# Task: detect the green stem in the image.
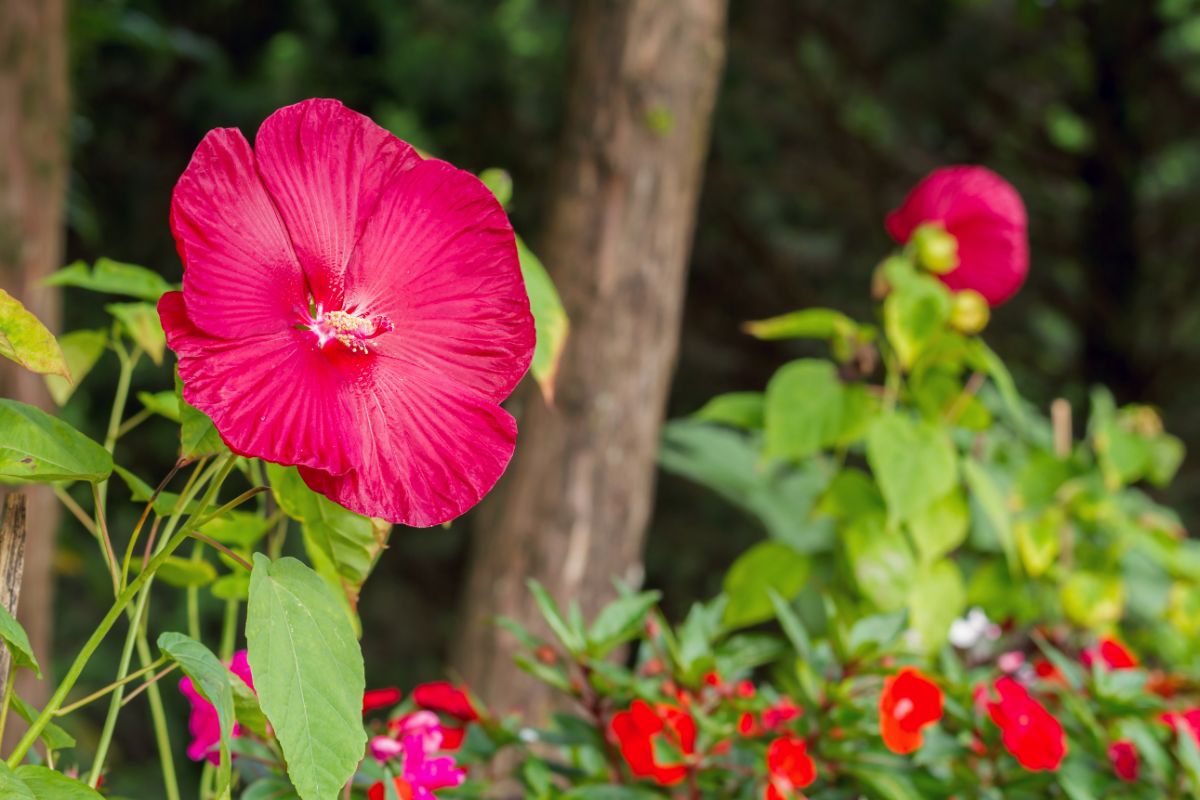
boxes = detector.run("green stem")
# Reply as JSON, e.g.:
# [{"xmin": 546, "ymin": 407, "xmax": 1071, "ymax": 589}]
[
  {"xmin": 0, "ymin": 663, "xmax": 14, "ymax": 746},
  {"xmin": 83, "ymin": 454, "xmax": 237, "ymax": 784},
  {"xmin": 187, "ymin": 540, "xmax": 203, "ymax": 640},
  {"xmin": 133, "ymin": 630, "xmax": 180, "ymax": 800},
  {"xmin": 96, "ymin": 344, "xmax": 140, "ymax": 521},
  {"xmin": 218, "ymin": 598, "xmax": 240, "ymax": 661},
  {"xmin": 54, "ymin": 656, "xmax": 165, "ymax": 717}
]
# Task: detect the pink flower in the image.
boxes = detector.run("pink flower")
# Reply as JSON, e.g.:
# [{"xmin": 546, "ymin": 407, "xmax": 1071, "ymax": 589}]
[
  {"xmin": 180, "ymin": 650, "xmax": 255, "ymax": 764},
  {"xmin": 369, "ymin": 735, "xmax": 404, "ymax": 763},
  {"xmin": 1161, "ymin": 708, "xmax": 1200, "ymax": 745},
  {"xmin": 398, "ymin": 732, "xmax": 466, "ymax": 799},
  {"xmin": 161, "ymin": 98, "xmax": 535, "ymax": 526},
  {"xmin": 1108, "ymin": 740, "xmax": 1139, "ymax": 782},
  {"xmin": 886, "ymin": 166, "xmax": 1028, "ymax": 306}
]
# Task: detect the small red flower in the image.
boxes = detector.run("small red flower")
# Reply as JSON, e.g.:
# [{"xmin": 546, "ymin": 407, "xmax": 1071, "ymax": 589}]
[
  {"xmin": 610, "ymin": 700, "xmax": 696, "ymax": 786},
  {"xmin": 879, "ymin": 667, "xmax": 944, "ymax": 755},
  {"xmin": 985, "ymin": 678, "xmax": 1066, "ymax": 771},
  {"xmin": 363, "ymin": 687, "xmax": 403, "ymax": 714},
  {"xmin": 1161, "ymin": 708, "xmax": 1200, "ymax": 745},
  {"xmin": 1033, "ymin": 659, "xmax": 1066, "ymax": 686},
  {"xmin": 368, "ymin": 778, "xmax": 414, "ymax": 800},
  {"xmin": 1082, "ymin": 637, "xmax": 1138, "ymax": 671},
  {"xmin": 736, "ymin": 680, "xmax": 757, "ymax": 699},
  {"xmin": 886, "ymin": 165, "xmax": 1028, "ymax": 306},
  {"xmin": 1108, "ymin": 740, "xmax": 1139, "ymax": 782},
  {"xmin": 413, "ymin": 681, "xmax": 479, "ymax": 722},
  {"xmin": 765, "ymin": 734, "xmax": 816, "ymax": 800}
]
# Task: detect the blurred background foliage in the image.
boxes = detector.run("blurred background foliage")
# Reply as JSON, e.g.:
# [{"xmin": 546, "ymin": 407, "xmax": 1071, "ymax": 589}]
[{"xmin": 57, "ymin": 0, "xmax": 1200, "ymax": 790}]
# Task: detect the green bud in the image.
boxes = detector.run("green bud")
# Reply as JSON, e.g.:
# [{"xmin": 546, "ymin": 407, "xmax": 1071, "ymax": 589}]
[
  {"xmin": 949, "ymin": 290, "xmax": 989, "ymax": 335},
  {"xmin": 910, "ymin": 222, "xmax": 959, "ymax": 275}
]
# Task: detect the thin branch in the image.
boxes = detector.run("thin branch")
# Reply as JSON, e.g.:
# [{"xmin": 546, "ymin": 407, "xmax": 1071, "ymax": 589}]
[
  {"xmin": 188, "ymin": 532, "xmax": 252, "ymax": 572},
  {"xmin": 56, "ymin": 657, "xmax": 168, "ymax": 716},
  {"xmin": 119, "ymin": 663, "xmax": 179, "ymax": 708},
  {"xmin": 52, "ymin": 486, "xmax": 97, "ymax": 537},
  {"xmin": 90, "ymin": 484, "xmax": 121, "ymax": 597}
]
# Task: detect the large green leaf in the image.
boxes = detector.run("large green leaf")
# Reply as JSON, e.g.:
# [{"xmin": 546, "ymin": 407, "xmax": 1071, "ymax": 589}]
[
  {"xmin": 45, "ymin": 258, "xmax": 173, "ymax": 301},
  {"xmin": 844, "ymin": 514, "xmax": 916, "ymax": 611},
  {"xmin": 764, "ymin": 359, "xmax": 844, "ymax": 461},
  {"xmin": 0, "ymin": 288, "xmax": 68, "ymax": 380},
  {"xmin": 516, "ymin": 235, "xmax": 568, "ymax": 402},
  {"xmin": 106, "ymin": 302, "xmax": 166, "ymax": 364},
  {"xmin": 44, "ymin": 329, "xmax": 107, "ymax": 406},
  {"xmin": 13, "ymin": 766, "xmax": 104, "ymax": 799},
  {"xmin": 0, "ymin": 602, "xmax": 40, "ymax": 676},
  {"xmin": 723, "ymin": 541, "xmax": 811, "ymax": 629},
  {"xmin": 866, "ymin": 413, "xmax": 957, "ymax": 526},
  {"xmin": 883, "ymin": 271, "xmax": 952, "ymax": 369},
  {"xmin": 158, "ymin": 632, "xmax": 236, "ymax": 789},
  {"xmin": 907, "ymin": 560, "xmax": 966, "ymax": 653},
  {"xmin": 267, "ymin": 464, "xmax": 390, "ymax": 610},
  {"xmin": 0, "ymin": 760, "xmax": 35, "ymax": 799},
  {"xmin": 963, "ymin": 458, "xmax": 1019, "ymax": 574},
  {"xmin": 246, "ymin": 555, "xmax": 365, "ymax": 800},
  {"xmin": 0, "ymin": 399, "xmax": 113, "ymax": 483},
  {"xmin": 907, "ymin": 488, "xmax": 969, "ymax": 564}
]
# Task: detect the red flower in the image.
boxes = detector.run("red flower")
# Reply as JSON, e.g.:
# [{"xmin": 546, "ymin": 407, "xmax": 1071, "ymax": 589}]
[
  {"xmin": 1082, "ymin": 638, "xmax": 1138, "ymax": 671},
  {"xmin": 738, "ymin": 698, "xmax": 802, "ymax": 738},
  {"xmin": 765, "ymin": 734, "xmax": 816, "ymax": 800},
  {"xmin": 363, "ymin": 687, "xmax": 403, "ymax": 714},
  {"xmin": 985, "ymin": 678, "xmax": 1066, "ymax": 771},
  {"xmin": 412, "ymin": 681, "xmax": 479, "ymax": 722},
  {"xmin": 1161, "ymin": 708, "xmax": 1200, "ymax": 745},
  {"xmin": 1108, "ymin": 740, "xmax": 1139, "ymax": 782},
  {"xmin": 368, "ymin": 778, "xmax": 413, "ymax": 800},
  {"xmin": 161, "ymin": 98, "xmax": 535, "ymax": 527},
  {"xmin": 610, "ymin": 700, "xmax": 696, "ymax": 786},
  {"xmin": 886, "ymin": 165, "xmax": 1028, "ymax": 306},
  {"xmin": 878, "ymin": 667, "xmax": 944, "ymax": 755}
]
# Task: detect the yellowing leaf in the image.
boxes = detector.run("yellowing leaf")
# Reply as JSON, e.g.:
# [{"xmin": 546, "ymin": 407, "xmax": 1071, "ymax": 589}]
[{"xmin": 0, "ymin": 288, "xmax": 68, "ymax": 379}]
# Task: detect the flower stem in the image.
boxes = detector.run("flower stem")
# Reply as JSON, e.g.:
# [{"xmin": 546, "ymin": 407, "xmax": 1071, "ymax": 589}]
[
  {"xmin": 0, "ymin": 663, "xmax": 14, "ymax": 745},
  {"xmin": 54, "ymin": 657, "xmax": 165, "ymax": 716},
  {"xmin": 132, "ymin": 629, "xmax": 181, "ymax": 800}
]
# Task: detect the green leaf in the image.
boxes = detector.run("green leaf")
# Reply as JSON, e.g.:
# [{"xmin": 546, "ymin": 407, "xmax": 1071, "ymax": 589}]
[
  {"xmin": 517, "ymin": 235, "xmax": 568, "ymax": 403},
  {"xmin": 1061, "ymin": 572, "xmax": 1124, "ymax": 629},
  {"xmin": 246, "ymin": 555, "xmax": 366, "ymax": 800},
  {"xmin": 267, "ymin": 464, "xmax": 389, "ymax": 610},
  {"xmin": 137, "ymin": 390, "xmax": 180, "ymax": 422},
  {"xmin": 0, "ymin": 288, "xmax": 68, "ymax": 380},
  {"xmin": 693, "ymin": 392, "xmax": 765, "ymax": 429},
  {"xmin": 767, "ymin": 589, "xmax": 815, "ymax": 662},
  {"xmin": 199, "ymin": 511, "xmax": 274, "ymax": 549},
  {"xmin": 10, "ymin": 695, "xmax": 75, "ymax": 751},
  {"xmin": 211, "ymin": 572, "xmax": 250, "ymax": 601},
  {"xmin": 231, "ymin": 674, "xmax": 269, "ymax": 738},
  {"xmin": 963, "ymin": 458, "xmax": 1019, "ymax": 575},
  {"xmin": 764, "ymin": 359, "xmax": 844, "ymax": 461},
  {"xmin": 158, "ymin": 632, "xmax": 236, "ymax": 789},
  {"xmin": 883, "ymin": 273, "xmax": 951, "ymax": 368},
  {"xmin": 587, "ymin": 591, "xmax": 661, "ymax": 657},
  {"xmin": 177, "ymin": 372, "xmax": 227, "ymax": 461},
  {"xmin": 1015, "ymin": 507, "xmax": 1063, "ymax": 578},
  {"xmin": 13, "ymin": 766, "xmax": 105, "ymax": 799},
  {"xmin": 148, "ymin": 556, "xmax": 218, "ymax": 588},
  {"xmin": 907, "ymin": 488, "xmax": 968, "ymax": 564},
  {"xmin": 743, "ymin": 308, "xmax": 857, "ymax": 340},
  {"xmin": 1147, "ymin": 433, "xmax": 1185, "ymax": 487},
  {"xmin": 907, "ymin": 561, "xmax": 966, "ymax": 653},
  {"xmin": 241, "ymin": 778, "xmax": 302, "ymax": 800},
  {"xmin": 46, "ymin": 258, "xmax": 173, "ymax": 301},
  {"xmin": 106, "ymin": 302, "xmax": 166, "ymax": 364},
  {"xmin": 723, "ymin": 541, "xmax": 811, "ymax": 628},
  {"xmin": 866, "ymin": 413, "xmax": 957, "ymax": 526},
  {"xmin": 112, "ymin": 465, "xmax": 197, "ymax": 517},
  {"xmin": 44, "ymin": 329, "xmax": 107, "ymax": 406},
  {"xmin": 527, "ymin": 579, "xmax": 584, "ymax": 653},
  {"xmin": 0, "ymin": 761, "xmax": 35, "ymax": 800},
  {"xmin": 479, "ymin": 167, "xmax": 514, "ymax": 208},
  {"xmin": 0, "ymin": 602, "xmax": 40, "ymax": 676},
  {"xmin": 844, "ymin": 514, "xmax": 916, "ymax": 611},
  {"xmin": 0, "ymin": 399, "xmax": 113, "ymax": 483},
  {"xmin": 848, "ymin": 768, "xmax": 924, "ymax": 800},
  {"xmin": 562, "ymin": 787, "xmax": 661, "ymax": 800}
]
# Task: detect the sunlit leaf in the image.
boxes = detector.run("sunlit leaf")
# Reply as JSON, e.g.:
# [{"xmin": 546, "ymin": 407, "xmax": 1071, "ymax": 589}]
[
  {"xmin": 45, "ymin": 329, "xmax": 107, "ymax": 406},
  {"xmin": 0, "ymin": 288, "xmax": 68, "ymax": 379},
  {"xmin": 106, "ymin": 302, "xmax": 166, "ymax": 364},
  {"xmin": 46, "ymin": 258, "xmax": 173, "ymax": 301}
]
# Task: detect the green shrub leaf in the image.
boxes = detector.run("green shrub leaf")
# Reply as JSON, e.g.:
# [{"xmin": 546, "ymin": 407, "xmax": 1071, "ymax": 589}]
[
  {"xmin": 0, "ymin": 399, "xmax": 113, "ymax": 483},
  {"xmin": 0, "ymin": 288, "xmax": 68, "ymax": 380}
]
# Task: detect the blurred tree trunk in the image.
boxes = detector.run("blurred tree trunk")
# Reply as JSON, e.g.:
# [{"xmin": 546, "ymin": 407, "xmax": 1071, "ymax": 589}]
[
  {"xmin": 454, "ymin": 0, "xmax": 728, "ymax": 718},
  {"xmin": 0, "ymin": 0, "xmax": 69, "ymax": 722}
]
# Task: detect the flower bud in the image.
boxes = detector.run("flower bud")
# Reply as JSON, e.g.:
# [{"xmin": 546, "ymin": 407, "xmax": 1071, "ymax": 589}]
[
  {"xmin": 950, "ymin": 289, "xmax": 989, "ymax": 335},
  {"xmin": 910, "ymin": 222, "xmax": 959, "ymax": 274}
]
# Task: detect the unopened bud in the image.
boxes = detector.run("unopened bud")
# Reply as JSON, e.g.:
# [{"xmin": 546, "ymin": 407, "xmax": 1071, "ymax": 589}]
[
  {"xmin": 910, "ymin": 222, "xmax": 959, "ymax": 275},
  {"xmin": 950, "ymin": 290, "xmax": 990, "ymax": 335}
]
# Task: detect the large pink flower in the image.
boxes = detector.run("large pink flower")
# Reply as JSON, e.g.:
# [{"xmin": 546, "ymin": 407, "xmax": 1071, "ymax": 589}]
[
  {"xmin": 160, "ymin": 98, "xmax": 535, "ymax": 526},
  {"xmin": 886, "ymin": 165, "xmax": 1028, "ymax": 306}
]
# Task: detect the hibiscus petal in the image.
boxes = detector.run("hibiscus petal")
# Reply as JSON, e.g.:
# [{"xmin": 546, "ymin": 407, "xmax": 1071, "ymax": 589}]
[
  {"xmin": 170, "ymin": 128, "xmax": 306, "ymax": 339},
  {"xmin": 159, "ymin": 292, "xmax": 359, "ymax": 476},
  {"xmin": 342, "ymin": 158, "xmax": 534, "ymax": 403},
  {"xmin": 296, "ymin": 362, "xmax": 518, "ymax": 527},
  {"xmin": 255, "ymin": 98, "xmax": 420, "ymax": 308}
]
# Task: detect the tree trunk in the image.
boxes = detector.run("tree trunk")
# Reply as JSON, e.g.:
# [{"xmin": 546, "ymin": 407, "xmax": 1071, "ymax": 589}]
[
  {"xmin": 454, "ymin": 0, "xmax": 728, "ymax": 719},
  {"xmin": 0, "ymin": 0, "xmax": 69, "ymax": 720}
]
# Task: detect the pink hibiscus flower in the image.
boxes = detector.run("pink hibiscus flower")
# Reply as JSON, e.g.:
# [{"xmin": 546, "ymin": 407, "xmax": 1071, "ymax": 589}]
[
  {"xmin": 886, "ymin": 165, "xmax": 1028, "ymax": 306},
  {"xmin": 160, "ymin": 98, "xmax": 535, "ymax": 526},
  {"xmin": 180, "ymin": 650, "xmax": 255, "ymax": 764}
]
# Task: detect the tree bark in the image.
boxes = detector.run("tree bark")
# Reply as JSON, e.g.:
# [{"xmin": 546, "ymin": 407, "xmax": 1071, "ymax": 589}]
[
  {"xmin": 454, "ymin": 0, "xmax": 728, "ymax": 719},
  {"xmin": 0, "ymin": 0, "xmax": 69, "ymax": 718},
  {"xmin": 0, "ymin": 494, "xmax": 28, "ymax": 690}
]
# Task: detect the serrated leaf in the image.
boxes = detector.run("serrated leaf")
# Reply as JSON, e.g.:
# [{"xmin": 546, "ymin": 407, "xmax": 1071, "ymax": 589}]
[
  {"xmin": 0, "ymin": 602, "xmax": 40, "ymax": 676},
  {"xmin": 517, "ymin": 236, "xmax": 567, "ymax": 403},
  {"xmin": 867, "ymin": 413, "xmax": 957, "ymax": 526},
  {"xmin": 46, "ymin": 258, "xmax": 173, "ymax": 301},
  {"xmin": 45, "ymin": 329, "xmax": 107, "ymax": 405},
  {"xmin": 0, "ymin": 399, "xmax": 112, "ymax": 483},
  {"xmin": 158, "ymin": 632, "xmax": 236, "ymax": 789},
  {"xmin": 0, "ymin": 288, "xmax": 68, "ymax": 379},
  {"xmin": 723, "ymin": 542, "xmax": 811, "ymax": 629},
  {"xmin": 246, "ymin": 555, "xmax": 365, "ymax": 800},
  {"xmin": 106, "ymin": 302, "xmax": 165, "ymax": 364}
]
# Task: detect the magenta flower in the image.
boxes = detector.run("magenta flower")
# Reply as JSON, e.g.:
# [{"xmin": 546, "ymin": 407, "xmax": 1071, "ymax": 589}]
[
  {"xmin": 160, "ymin": 98, "xmax": 535, "ymax": 526},
  {"xmin": 886, "ymin": 165, "xmax": 1028, "ymax": 306},
  {"xmin": 398, "ymin": 731, "xmax": 466, "ymax": 799},
  {"xmin": 180, "ymin": 650, "xmax": 255, "ymax": 764}
]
